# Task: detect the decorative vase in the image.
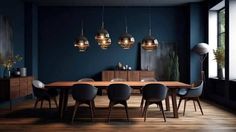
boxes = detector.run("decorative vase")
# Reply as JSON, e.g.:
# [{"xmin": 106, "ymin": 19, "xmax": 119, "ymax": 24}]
[
  {"xmin": 218, "ymin": 67, "xmax": 224, "ymax": 80},
  {"xmin": 3, "ymin": 68, "xmax": 11, "ymax": 78}
]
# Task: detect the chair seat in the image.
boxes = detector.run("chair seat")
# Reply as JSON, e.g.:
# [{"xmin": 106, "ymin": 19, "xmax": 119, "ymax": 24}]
[{"xmin": 178, "ymin": 88, "xmax": 188, "ymax": 96}]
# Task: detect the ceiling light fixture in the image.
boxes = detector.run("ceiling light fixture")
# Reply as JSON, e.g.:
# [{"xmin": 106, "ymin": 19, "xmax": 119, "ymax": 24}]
[
  {"xmin": 118, "ymin": 6, "xmax": 135, "ymax": 49},
  {"xmin": 95, "ymin": 6, "xmax": 111, "ymax": 50},
  {"xmin": 74, "ymin": 20, "xmax": 89, "ymax": 52},
  {"xmin": 141, "ymin": 2, "xmax": 158, "ymax": 51}
]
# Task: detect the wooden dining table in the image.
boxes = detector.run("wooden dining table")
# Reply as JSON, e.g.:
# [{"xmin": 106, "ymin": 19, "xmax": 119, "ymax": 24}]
[{"xmin": 46, "ymin": 81, "xmax": 191, "ymax": 119}]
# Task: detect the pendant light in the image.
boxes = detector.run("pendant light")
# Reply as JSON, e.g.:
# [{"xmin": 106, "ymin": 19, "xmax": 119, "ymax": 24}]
[
  {"xmin": 95, "ymin": 6, "xmax": 111, "ymax": 50},
  {"xmin": 141, "ymin": 4, "xmax": 158, "ymax": 51},
  {"xmin": 74, "ymin": 20, "xmax": 89, "ymax": 52},
  {"xmin": 118, "ymin": 6, "xmax": 135, "ymax": 49}
]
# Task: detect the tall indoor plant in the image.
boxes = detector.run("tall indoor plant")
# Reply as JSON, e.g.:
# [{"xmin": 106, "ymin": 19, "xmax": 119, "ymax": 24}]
[
  {"xmin": 213, "ymin": 46, "xmax": 225, "ymax": 79},
  {"xmin": 167, "ymin": 51, "xmax": 180, "ymax": 81}
]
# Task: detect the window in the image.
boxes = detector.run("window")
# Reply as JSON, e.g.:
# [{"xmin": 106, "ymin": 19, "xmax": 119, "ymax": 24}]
[
  {"xmin": 217, "ymin": 8, "xmax": 225, "ymax": 79},
  {"xmin": 208, "ymin": 1, "xmax": 225, "ymax": 79},
  {"xmin": 229, "ymin": 0, "xmax": 236, "ymax": 80}
]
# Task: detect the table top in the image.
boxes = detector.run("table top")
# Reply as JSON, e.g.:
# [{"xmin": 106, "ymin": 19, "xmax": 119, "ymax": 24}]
[{"xmin": 46, "ymin": 81, "xmax": 191, "ymax": 88}]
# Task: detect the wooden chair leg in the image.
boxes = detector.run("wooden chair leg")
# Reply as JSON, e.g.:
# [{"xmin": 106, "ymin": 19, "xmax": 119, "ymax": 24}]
[
  {"xmin": 183, "ymin": 99, "xmax": 187, "ymax": 116},
  {"xmin": 34, "ymin": 99, "xmax": 39, "ymax": 109},
  {"xmin": 159, "ymin": 101, "xmax": 166, "ymax": 122},
  {"xmin": 71, "ymin": 102, "xmax": 79, "ymax": 123},
  {"xmin": 40, "ymin": 100, "xmax": 44, "ymax": 109},
  {"xmin": 124, "ymin": 101, "xmax": 129, "ymax": 121},
  {"xmin": 196, "ymin": 98, "xmax": 204, "ymax": 115},
  {"xmin": 49, "ymin": 100, "xmax": 51, "ymax": 109},
  {"xmin": 140, "ymin": 97, "xmax": 144, "ymax": 113},
  {"xmin": 53, "ymin": 97, "xmax": 58, "ymax": 108},
  {"xmin": 193, "ymin": 100, "xmax": 197, "ymax": 112},
  {"xmin": 89, "ymin": 101, "xmax": 94, "ymax": 121},
  {"xmin": 177, "ymin": 98, "xmax": 182, "ymax": 110},
  {"xmin": 107, "ymin": 101, "xmax": 113, "ymax": 122},
  {"xmin": 143, "ymin": 101, "xmax": 149, "ymax": 122},
  {"xmin": 92, "ymin": 100, "xmax": 95, "ymax": 115}
]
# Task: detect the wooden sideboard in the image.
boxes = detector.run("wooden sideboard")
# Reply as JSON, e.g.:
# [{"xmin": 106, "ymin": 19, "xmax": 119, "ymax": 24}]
[
  {"xmin": 102, "ymin": 71, "xmax": 155, "ymax": 81},
  {"xmin": 0, "ymin": 76, "xmax": 33, "ymax": 110}
]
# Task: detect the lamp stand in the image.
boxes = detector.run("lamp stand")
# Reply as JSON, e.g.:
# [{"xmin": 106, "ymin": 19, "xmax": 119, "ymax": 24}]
[{"xmin": 200, "ymin": 54, "xmax": 207, "ymax": 81}]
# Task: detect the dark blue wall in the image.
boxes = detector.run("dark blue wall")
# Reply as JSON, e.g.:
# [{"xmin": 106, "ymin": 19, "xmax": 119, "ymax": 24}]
[
  {"xmin": 38, "ymin": 6, "xmax": 186, "ymax": 83},
  {"xmin": 0, "ymin": 0, "xmax": 25, "ymax": 77},
  {"xmin": 190, "ymin": 3, "xmax": 207, "ymax": 82}
]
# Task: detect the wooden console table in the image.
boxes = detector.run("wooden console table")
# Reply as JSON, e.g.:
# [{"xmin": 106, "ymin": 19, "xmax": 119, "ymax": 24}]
[
  {"xmin": 102, "ymin": 70, "xmax": 155, "ymax": 81},
  {"xmin": 0, "ymin": 76, "xmax": 33, "ymax": 110}
]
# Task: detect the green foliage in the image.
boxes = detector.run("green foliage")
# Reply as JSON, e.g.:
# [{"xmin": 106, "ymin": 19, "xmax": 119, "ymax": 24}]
[
  {"xmin": 213, "ymin": 46, "xmax": 225, "ymax": 68},
  {"xmin": 0, "ymin": 54, "xmax": 23, "ymax": 70},
  {"xmin": 167, "ymin": 51, "xmax": 180, "ymax": 81}
]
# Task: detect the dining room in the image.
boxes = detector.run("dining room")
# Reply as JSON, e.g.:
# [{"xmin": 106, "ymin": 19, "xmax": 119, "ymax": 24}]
[{"xmin": 1, "ymin": 0, "xmax": 236, "ymax": 131}]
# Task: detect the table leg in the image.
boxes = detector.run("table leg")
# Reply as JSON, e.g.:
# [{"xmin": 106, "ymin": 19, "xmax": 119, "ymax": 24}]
[
  {"xmin": 58, "ymin": 88, "xmax": 69, "ymax": 119},
  {"xmin": 170, "ymin": 88, "xmax": 178, "ymax": 118},
  {"xmin": 165, "ymin": 96, "xmax": 170, "ymax": 111}
]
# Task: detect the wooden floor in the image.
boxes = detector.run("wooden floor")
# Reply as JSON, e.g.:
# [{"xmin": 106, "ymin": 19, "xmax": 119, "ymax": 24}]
[{"xmin": 0, "ymin": 94, "xmax": 236, "ymax": 132}]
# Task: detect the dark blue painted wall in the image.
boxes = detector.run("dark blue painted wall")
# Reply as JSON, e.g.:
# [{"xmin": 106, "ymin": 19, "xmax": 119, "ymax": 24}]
[
  {"xmin": 38, "ymin": 6, "xmax": 186, "ymax": 83},
  {"xmin": 25, "ymin": 2, "xmax": 38, "ymax": 78},
  {"xmin": 190, "ymin": 3, "xmax": 207, "ymax": 82},
  {"xmin": 0, "ymin": 0, "xmax": 25, "ymax": 77}
]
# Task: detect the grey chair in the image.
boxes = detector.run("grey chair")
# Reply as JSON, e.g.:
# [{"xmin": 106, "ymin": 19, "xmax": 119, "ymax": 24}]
[
  {"xmin": 177, "ymin": 81, "xmax": 204, "ymax": 116},
  {"xmin": 78, "ymin": 78, "xmax": 95, "ymax": 82},
  {"xmin": 110, "ymin": 78, "xmax": 126, "ymax": 82},
  {"xmin": 140, "ymin": 78, "xmax": 157, "ymax": 112},
  {"xmin": 142, "ymin": 83, "xmax": 168, "ymax": 122},
  {"xmin": 32, "ymin": 80, "xmax": 58, "ymax": 109},
  {"xmin": 71, "ymin": 84, "xmax": 98, "ymax": 123},
  {"xmin": 107, "ymin": 83, "xmax": 132, "ymax": 122}
]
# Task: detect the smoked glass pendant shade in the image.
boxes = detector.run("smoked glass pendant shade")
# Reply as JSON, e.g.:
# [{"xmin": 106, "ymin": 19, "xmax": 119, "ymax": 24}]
[
  {"xmin": 118, "ymin": 32, "xmax": 135, "ymax": 49},
  {"xmin": 95, "ymin": 27, "xmax": 111, "ymax": 49},
  {"xmin": 141, "ymin": 35, "xmax": 158, "ymax": 51},
  {"xmin": 74, "ymin": 35, "xmax": 89, "ymax": 52}
]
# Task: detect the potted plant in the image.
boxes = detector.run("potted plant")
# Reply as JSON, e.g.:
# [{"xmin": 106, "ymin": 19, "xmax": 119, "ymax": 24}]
[
  {"xmin": 0, "ymin": 54, "xmax": 23, "ymax": 78},
  {"xmin": 167, "ymin": 51, "xmax": 180, "ymax": 81},
  {"xmin": 213, "ymin": 46, "xmax": 225, "ymax": 79}
]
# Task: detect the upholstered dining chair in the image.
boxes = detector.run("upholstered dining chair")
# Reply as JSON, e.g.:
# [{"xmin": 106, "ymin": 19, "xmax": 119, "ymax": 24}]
[
  {"xmin": 142, "ymin": 83, "xmax": 168, "ymax": 122},
  {"xmin": 140, "ymin": 78, "xmax": 157, "ymax": 112},
  {"xmin": 107, "ymin": 83, "xmax": 132, "ymax": 122},
  {"xmin": 78, "ymin": 78, "xmax": 95, "ymax": 82},
  {"xmin": 177, "ymin": 81, "xmax": 204, "ymax": 116},
  {"xmin": 71, "ymin": 84, "xmax": 98, "ymax": 123},
  {"xmin": 32, "ymin": 80, "xmax": 58, "ymax": 109}
]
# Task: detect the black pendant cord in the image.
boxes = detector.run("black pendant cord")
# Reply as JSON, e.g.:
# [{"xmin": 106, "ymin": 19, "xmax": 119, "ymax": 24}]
[
  {"xmin": 125, "ymin": 5, "xmax": 128, "ymax": 33},
  {"xmin": 148, "ymin": 0, "xmax": 152, "ymax": 36},
  {"xmin": 101, "ymin": 6, "xmax": 104, "ymax": 28},
  {"xmin": 81, "ymin": 20, "xmax": 84, "ymax": 36}
]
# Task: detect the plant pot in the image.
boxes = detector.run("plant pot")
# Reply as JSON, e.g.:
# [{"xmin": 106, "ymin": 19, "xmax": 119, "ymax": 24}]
[
  {"xmin": 218, "ymin": 68, "xmax": 224, "ymax": 80},
  {"xmin": 3, "ymin": 68, "xmax": 11, "ymax": 78}
]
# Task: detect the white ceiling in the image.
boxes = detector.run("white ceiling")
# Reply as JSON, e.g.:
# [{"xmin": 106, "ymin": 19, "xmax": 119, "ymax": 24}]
[{"xmin": 24, "ymin": 0, "xmax": 205, "ymax": 6}]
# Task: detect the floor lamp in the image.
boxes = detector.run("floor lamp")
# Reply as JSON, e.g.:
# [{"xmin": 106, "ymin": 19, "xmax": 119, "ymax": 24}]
[{"xmin": 192, "ymin": 43, "xmax": 210, "ymax": 81}]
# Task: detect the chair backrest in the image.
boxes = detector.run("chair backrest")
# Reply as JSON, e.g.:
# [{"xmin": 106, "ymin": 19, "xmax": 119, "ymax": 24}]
[
  {"xmin": 140, "ymin": 78, "xmax": 157, "ymax": 82},
  {"xmin": 185, "ymin": 81, "xmax": 204, "ymax": 97},
  {"xmin": 107, "ymin": 83, "xmax": 132, "ymax": 101},
  {"xmin": 142, "ymin": 83, "xmax": 168, "ymax": 101},
  {"xmin": 32, "ymin": 80, "xmax": 48, "ymax": 98},
  {"xmin": 72, "ymin": 84, "xmax": 98, "ymax": 101},
  {"xmin": 78, "ymin": 78, "xmax": 95, "ymax": 82},
  {"xmin": 110, "ymin": 78, "xmax": 126, "ymax": 82},
  {"xmin": 32, "ymin": 80, "xmax": 45, "ymax": 89}
]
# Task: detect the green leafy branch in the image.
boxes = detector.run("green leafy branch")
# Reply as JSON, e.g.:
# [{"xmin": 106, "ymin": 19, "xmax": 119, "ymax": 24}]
[{"xmin": 213, "ymin": 46, "xmax": 225, "ymax": 68}]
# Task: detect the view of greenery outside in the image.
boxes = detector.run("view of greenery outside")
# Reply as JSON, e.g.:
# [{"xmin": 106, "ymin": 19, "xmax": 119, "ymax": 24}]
[{"xmin": 217, "ymin": 8, "xmax": 225, "ymax": 78}]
